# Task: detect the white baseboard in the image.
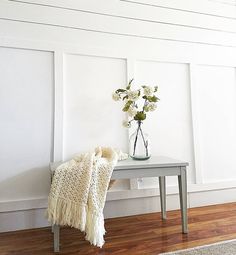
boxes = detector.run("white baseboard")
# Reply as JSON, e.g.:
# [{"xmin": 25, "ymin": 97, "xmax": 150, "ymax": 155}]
[
  {"xmin": 107, "ymin": 187, "xmax": 236, "ymax": 218},
  {"xmin": 0, "ymin": 183, "xmax": 236, "ymax": 232},
  {"xmin": 0, "ymin": 208, "xmax": 50, "ymax": 233}
]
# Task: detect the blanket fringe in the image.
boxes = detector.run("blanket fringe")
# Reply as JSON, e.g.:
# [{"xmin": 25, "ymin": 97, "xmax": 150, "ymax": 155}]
[
  {"xmin": 47, "ymin": 197, "xmax": 87, "ymax": 231},
  {"xmin": 47, "ymin": 198, "xmax": 105, "ymax": 247},
  {"xmin": 85, "ymin": 210, "xmax": 105, "ymax": 248}
]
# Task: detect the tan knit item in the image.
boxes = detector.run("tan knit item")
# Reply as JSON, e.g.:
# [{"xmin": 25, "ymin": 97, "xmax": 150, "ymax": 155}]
[{"xmin": 47, "ymin": 147, "xmax": 128, "ymax": 247}]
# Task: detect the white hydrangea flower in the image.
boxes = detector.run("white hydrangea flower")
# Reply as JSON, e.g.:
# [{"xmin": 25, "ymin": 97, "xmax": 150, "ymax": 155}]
[
  {"xmin": 128, "ymin": 107, "xmax": 137, "ymax": 117},
  {"xmin": 143, "ymin": 86, "xmax": 154, "ymax": 97},
  {"xmin": 147, "ymin": 102, "xmax": 157, "ymax": 112},
  {"xmin": 122, "ymin": 120, "xmax": 131, "ymax": 128},
  {"xmin": 127, "ymin": 90, "xmax": 139, "ymax": 101},
  {"xmin": 112, "ymin": 92, "xmax": 120, "ymax": 101}
]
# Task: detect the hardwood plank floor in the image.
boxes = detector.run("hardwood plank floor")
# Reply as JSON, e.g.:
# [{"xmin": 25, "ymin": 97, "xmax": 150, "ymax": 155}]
[{"xmin": 1, "ymin": 203, "xmax": 236, "ymax": 255}]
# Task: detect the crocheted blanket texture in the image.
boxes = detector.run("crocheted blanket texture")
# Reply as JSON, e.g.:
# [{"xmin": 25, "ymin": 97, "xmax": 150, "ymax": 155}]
[{"xmin": 47, "ymin": 147, "xmax": 127, "ymax": 247}]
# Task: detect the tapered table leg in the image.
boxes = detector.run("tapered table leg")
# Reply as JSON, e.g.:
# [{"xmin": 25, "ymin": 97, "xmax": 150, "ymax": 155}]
[
  {"xmin": 53, "ymin": 224, "xmax": 60, "ymax": 252},
  {"xmin": 178, "ymin": 167, "xmax": 188, "ymax": 233},
  {"xmin": 159, "ymin": 176, "xmax": 166, "ymax": 220}
]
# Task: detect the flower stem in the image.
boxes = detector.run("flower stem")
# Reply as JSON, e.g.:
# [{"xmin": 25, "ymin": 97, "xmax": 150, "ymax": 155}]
[
  {"xmin": 133, "ymin": 121, "xmax": 141, "ymax": 156},
  {"xmin": 139, "ymin": 125, "xmax": 148, "ymax": 156}
]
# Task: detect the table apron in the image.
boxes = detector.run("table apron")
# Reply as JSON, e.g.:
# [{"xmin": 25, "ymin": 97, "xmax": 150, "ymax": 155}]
[{"xmin": 111, "ymin": 167, "xmax": 181, "ymax": 180}]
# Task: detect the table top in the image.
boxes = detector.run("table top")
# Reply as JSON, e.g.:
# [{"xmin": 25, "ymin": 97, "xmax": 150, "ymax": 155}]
[
  {"xmin": 115, "ymin": 156, "xmax": 188, "ymax": 170},
  {"xmin": 50, "ymin": 156, "xmax": 188, "ymax": 173}
]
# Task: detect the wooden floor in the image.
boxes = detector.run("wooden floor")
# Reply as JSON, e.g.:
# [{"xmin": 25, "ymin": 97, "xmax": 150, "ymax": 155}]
[{"xmin": 1, "ymin": 203, "xmax": 236, "ymax": 255}]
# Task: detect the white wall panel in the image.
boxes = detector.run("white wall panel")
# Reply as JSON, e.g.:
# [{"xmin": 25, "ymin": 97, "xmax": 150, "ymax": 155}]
[
  {"xmin": 63, "ymin": 54, "xmax": 128, "ymax": 160},
  {"xmin": 194, "ymin": 65, "xmax": 236, "ymax": 183},
  {"xmin": 135, "ymin": 61, "xmax": 195, "ymax": 188},
  {"xmin": 0, "ymin": 47, "xmax": 53, "ymax": 201}
]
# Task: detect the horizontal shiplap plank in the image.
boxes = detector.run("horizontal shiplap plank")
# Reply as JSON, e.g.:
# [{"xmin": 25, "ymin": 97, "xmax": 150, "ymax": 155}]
[
  {"xmin": 1, "ymin": 20, "xmax": 236, "ymax": 68},
  {"xmin": 122, "ymin": 0, "xmax": 236, "ymax": 19},
  {"xmin": 6, "ymin": 0, "xmax": 236, "ymax": 34},
  {"xmin": 1, "ymin": 1, "xmax": 236, "ymax": 47},
  {"xmin": 208, "ymin": 0, "xmax": 236, "ymax": 6}
]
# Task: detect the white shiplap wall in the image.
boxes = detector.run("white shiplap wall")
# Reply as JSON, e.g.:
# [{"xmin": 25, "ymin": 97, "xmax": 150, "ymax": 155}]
[{"xmin": 1, "ymin": 0, "xmax": 236, "ymax": 231}]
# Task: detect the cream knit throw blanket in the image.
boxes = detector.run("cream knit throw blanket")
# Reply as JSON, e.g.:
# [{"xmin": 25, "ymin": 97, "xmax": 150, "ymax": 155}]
[{"xmin": 47, "ymin": 147, "xmax": 128, "ymax": 248}]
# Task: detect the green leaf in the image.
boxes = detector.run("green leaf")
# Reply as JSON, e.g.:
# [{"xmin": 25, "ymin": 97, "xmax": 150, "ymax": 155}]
[
  {"xmin": 142, "ymin": 95, "xmax": 147, "ymax": 100},
  {"xmin": 122, "ymin": 100, "xmax": 133, "ymax": 112},
  {"xmin": 122, "ymin": 95, "xmax": 128, "ymax": 101},
  {"xmin": 126, "ymin": 79, "xmax": 134, "ymax": 90},
  {"xmin": 116, "ymin": 89, "xmax": 126, "ymax": 93},
  {"xmin": 134, "ymin": 111, "xmax": 146, "ymax": 121},
  {"xmin": 147, "ymin": 95, "xmax": 159, "ymax": 102}
]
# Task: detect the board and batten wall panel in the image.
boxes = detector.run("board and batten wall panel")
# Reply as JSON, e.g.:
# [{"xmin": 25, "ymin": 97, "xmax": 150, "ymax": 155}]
[
  {"xmin": 134, "ymin": 61, "xmax": 195, "ymax": 188},
  {"xmin": 194, "ymin": 65, "xmax": 236, "ymax": 183},
  {"xmin": 63, "ymin": 54, "xmax": 130, "ymax": 190},
  {"xmin": 0, "ymin": 47, "xmax": 53, "ymax": 201}
]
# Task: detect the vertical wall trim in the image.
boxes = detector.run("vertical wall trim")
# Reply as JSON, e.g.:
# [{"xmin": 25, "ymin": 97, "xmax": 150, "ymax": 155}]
[
  {"xmin": 126, "ymin": 58, "xmax": 140, "ymax": 189},
  {"xmin": 53, "ymin": 50, "xmax": 64, "ymax": 162},
  {"xmin": 189, "ymin": 63, "xmax": 203, "ymax": 184}
]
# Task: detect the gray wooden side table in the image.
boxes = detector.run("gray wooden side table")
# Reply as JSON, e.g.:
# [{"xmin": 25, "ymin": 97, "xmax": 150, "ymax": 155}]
[{"xmin": 50, "ymin": 156, "xmax": 189, "ymax": 252}]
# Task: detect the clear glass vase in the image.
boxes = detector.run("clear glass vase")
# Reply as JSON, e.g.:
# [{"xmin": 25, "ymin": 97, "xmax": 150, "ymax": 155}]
[{"xmin": 129, "ymin": 121, "xmax": 151, "ymax": 160}]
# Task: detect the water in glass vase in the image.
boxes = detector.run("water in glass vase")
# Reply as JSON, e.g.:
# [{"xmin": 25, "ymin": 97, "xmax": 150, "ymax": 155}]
[{"xmin": 129, "ymin": 121, "xmax": 151, "ymax": 160}]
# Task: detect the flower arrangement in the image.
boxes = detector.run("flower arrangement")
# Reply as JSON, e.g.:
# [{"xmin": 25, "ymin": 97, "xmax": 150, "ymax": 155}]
[
  {"xmin": 112, "ymin": 79, "xmax": 160, "ymax": 128},
  {"xmin": 112, "ymin": 79, "xmax": 160, "ymax": 160}
]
